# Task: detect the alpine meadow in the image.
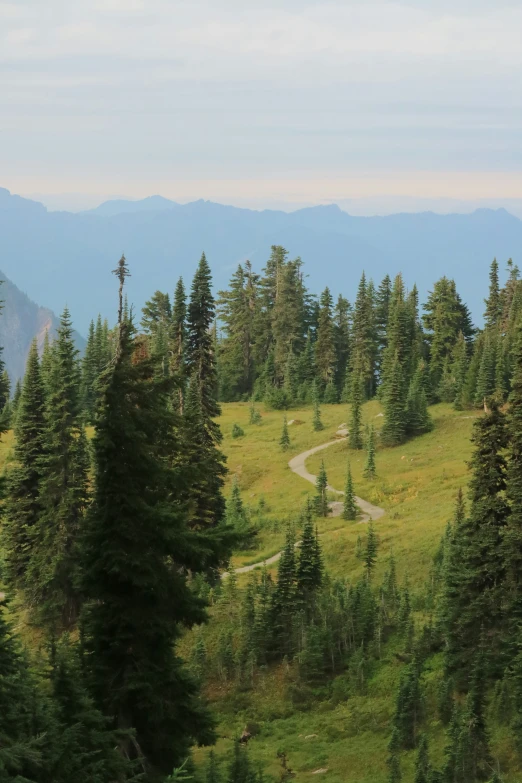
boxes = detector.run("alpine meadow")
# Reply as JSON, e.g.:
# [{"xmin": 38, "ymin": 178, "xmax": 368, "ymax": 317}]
[{"xmin": 1, "ymin": 242, "xmax": 522, "ymax": 783}]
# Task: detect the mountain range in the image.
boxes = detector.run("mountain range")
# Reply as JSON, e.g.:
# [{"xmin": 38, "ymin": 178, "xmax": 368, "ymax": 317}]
[{"xmin": 2, "ymin": 186, "xmax": 522, "ymax": 374}]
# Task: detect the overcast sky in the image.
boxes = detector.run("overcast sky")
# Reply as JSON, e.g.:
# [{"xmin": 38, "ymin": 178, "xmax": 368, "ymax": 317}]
[{"xmin": 2, "ymin": 0, "xmax": 522, "ymax": 210}]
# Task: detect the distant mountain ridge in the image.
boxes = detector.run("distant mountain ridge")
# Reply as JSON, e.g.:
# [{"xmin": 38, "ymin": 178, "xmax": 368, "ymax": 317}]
[
  {"xmin": 0, "ymin": 271, "xmax": 86, "ymax": 383},
  {"xmin": 1, "ymin": 187, "xmax": 522, "ymax": 335}
]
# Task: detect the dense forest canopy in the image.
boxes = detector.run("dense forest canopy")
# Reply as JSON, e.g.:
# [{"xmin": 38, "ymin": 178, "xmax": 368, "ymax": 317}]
[{"xmin": 0, "ymin": 249, "xmax": 521, "ymax": 782}]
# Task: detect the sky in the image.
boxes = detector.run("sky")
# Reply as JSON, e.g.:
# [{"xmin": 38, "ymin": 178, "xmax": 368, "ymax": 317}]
[{"xmin": 2, "ymin": 0, "xmax": 522, "ymax": 212}]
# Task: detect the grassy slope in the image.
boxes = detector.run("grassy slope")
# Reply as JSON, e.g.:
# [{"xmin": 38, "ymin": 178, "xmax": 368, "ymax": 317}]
[{"xmin": 191, "ymin": 402, "xmax": 519, "ymax": 782}]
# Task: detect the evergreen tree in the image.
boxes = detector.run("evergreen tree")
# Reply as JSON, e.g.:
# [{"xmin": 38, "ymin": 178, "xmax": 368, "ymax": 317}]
[
  {"xmin": 2, "ymin": 340, "xmax": 46, "ymax": 595},
  {"xmin": 206, "ymin": 750, "xmax": 221, "ymax": 783},
  {"xmin": 226, "ymin": 476, "xmax": 254, "ymax": 548},
  {"xmin": 364, "ymin": 424, "xmax": 377, "ymax": 479},
  {"xmin": 376, "ymin": 274, "xmax": 392, "ymax": 374},
  {"xmin": 296, "ymin": 503, "xmax": 323, "ymax": 609},
  {"xmin": 474, "ymin": 330, "xmax": 497, "ymax": 406},
  {"xmin": 351, "ymin": 273, "xmax": 377, "ymax": 398},
  {"xmin": 393, "ymin": 657, "xmax": 423, "ymax": 749},
  {"xmin": 171, "ymin": 276, "xmax": 187, "ymax": 409},
  {"xmin": 280, "ymin": 414, "xmax": 291, "ymax": 451},
  {"xmin": 82, "ymin": 260, "xmax": 215, "ymax": 777},
  {"xmin": 342, "ymin": 461, "xmax": 357, "ymax": 521},
  {"xmin": 387, "ymin": 727, "xmax": 402, "ymax": 783},
  {"xmin": 28, "ymin": 308, "xmax": 87, "ymax": 629},
  {"xmin": 312, "ymin": 380, "xmax": 324, "ymax": 431},
  {"xmin": 452, "ymin": 331, "xmax": 468, "ymax": 410},
  {"xmin": 315, "ymin": 287, "xmax": 336, "ymax": 389},
  {"xmin": 334, "ymin": 294, "xmax": 351, "ymax": 395},
  {"xmin": 141, "ymin": 290, "xmax": 172, "ymax": 334},
  {"xmin": 406, "ymin": 361, "xmax": 433, "ymax": 436},
  {"xmin": 381, "ymin": 352, "xmax": 407, "ymax": 447},
  {"xmin": 349, "ymin": 372, "xmax": 363, "ymax": 449},
  {"xmin": 422, "ymin": 277, "xmax": 474, "ymax": 394},
  {"xmin": 271, "ymin": 527, "xmax": 297, "ymax": 657},
  {"xmin": 504, "ymin": 323, "xmax": 522, "ymax": 629},
  {"xmin": 414, "ymin": 735, "xmax": 430, "ymax": 783},
  {"xmin": 443, "ymin": 402, "xmax": 508, "ymax": 682},
  {"xmin": 484, "ymin": 258, "xmax": 502, "ymax": 329},
  {"xmin": 365, "ymin": 523, "xmax": 378, "ymax": 580},
  {"xmin": 315, "ymin": 460, "xmax": 329, "ymax": 517},
  {"xmin": 217, "ymin": 263, "xmax": 258, "ymax": 400},
  {"xmin": 81, "ymin": 319, "xmax": 98, "ymax": 420},
  {"xmin": 187, "ymin": 253, "xmax": 220, "ymax": 423}
]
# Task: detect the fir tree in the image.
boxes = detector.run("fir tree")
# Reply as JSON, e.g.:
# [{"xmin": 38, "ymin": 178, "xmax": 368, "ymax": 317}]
[
  {"xmin": 387, "ymin": 727, "xmax": 402, "ymax": 783},
  {"xmin": 28, "ymin": 308, "xmax": 87, "ymax": 629},
  {"xmin": 315, "ymin": 287, "xmax": 336, "ymax": 388},
  {"xmin": 406, "ymin": 361, "xmax": 433, "ymax": 436},
  {"xmin": 82, "ymin": 263, "xmax": 215, "ymax": 776},
  {"xmin": 349, "ymin": 372, "xmax": 363, "ymax": 449},
  {"xmin": 206, "ymin": 750, "xmax": 221, "ymax": 783},
  {"xmin": 187, "ymin": 253, "xmax": 220, "ymax": 424},
  {"xmin": 364, "ymin": 423, "xmax": 377, "ymax": 479},
  {"xmin": 280, "ymin": 414, "xmax": 291, "ymax": 451},
  {"xmin": 2, "ymin": 340, "xmax": 46, "ymax": 595},
  {"xmin": 312, "ymin": 380, "xmax": 324, "ymax": 431},
  {"xmin": 393, "ymin": 657, "xmax": 423, "ymax": 749},
  {"xmin": 226, "ymin": 476, "xmax": 254, "ymax": 548},
  {"xmin": 365, "ymin": 523, "xmax": 378, "ymax": 580},
  {"xmin": 504, "ymin": 323, "xmax": 522, "ymax": 630},
  {"xmin": 443, "ymin": 402, "xmax": 508, "ymax": 682},
  {"xmin": 271, "ymin": 527, "xmax": 297, "ymax": 657},
  {"xmin": 342, "ymin": 461, "xmax": 357, "ymax": 520},
  {"xmin": 171, "ymin": 276, "xmax": 187, "ymax": 409},
  {"xmin": 296, "ymin": 507, "xmax": 323, "ymax": 615},
  {"xmin": 315, "ymin": 460, "xmax": 329, "ymax": 517},
  {"xmin": 334, "ymin": 294, "xmax": 351, "ymax": 395},
  {"xmin": 484, "ymin": 258, "xmax": 502, "ymax": 328},
  {"xmin": 381, "ymin": 352, "xmax": 407, "ymax": 447},
  {"xmin": 414, "ymin": 735, "xmax": 430, "ymax": 783}
]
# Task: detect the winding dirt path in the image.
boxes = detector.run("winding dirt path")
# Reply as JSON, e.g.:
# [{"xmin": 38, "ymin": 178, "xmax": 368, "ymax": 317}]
[{"xmin": 227, "ymin": 437, "xmax": 385, "ymax": 576}]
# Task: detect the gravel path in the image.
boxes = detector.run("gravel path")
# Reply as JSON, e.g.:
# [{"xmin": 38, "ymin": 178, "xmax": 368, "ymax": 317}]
[{"xmin": 226, "ymin": 437, "xmax": 385, "ymax": 576}]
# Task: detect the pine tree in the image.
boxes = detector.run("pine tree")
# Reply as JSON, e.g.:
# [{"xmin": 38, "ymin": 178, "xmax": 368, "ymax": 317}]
[
  {"xmin": 141, "ymin": 290, "xmax": 172, "ymax": 334},
  {"xmin": 387, "ymin": 727, "xmax": 402, "ymax": 783},
  {"xmin": 365, "ymin": 523, "xmax": 378, "ymax": 580},
  {"xmin": 312, "ymin": 379, "xmax": 324, "ymax": 431},
  {"xmin": 315, "ymin": 287, "xmax": 336, "ymax": 389},
  {"xmin": 334, "ymin": 294, "xmax": 351, "ymax": 395},
  {"xmin": 296, "ymin": 504, "xmax": 323, "ymax": 610},
  {"xmin": 271, "ymin": 526, "xmax": 297, "ymax": 658},
  {"xmin": 406, "ymin": 362, "xmax": 433, "ymax": 437},
  {"xmin": 342, "ymin": 461, "xmax": 357, "ymax": 520},
  {"xmin": 484, "ymin": 258, "xmax": 502, "ymax": 328},
  {"xmin": 82, "ymin": 260, "xmax": 215, "ymax": 776},
  {"xmin": 226, "ymin": 476, "xmax": 254, "ymax": 548},
  {"xmin": 364, "ymin": 424, "xmax": 377, "ymax": 479},
  {"xmin": 187, "ymin": 253, "xmax": 220, "ymax": 423},
  {"xmin": 414, "ymin": 735, "xmax": 430, "ymax": 783},
  {"xmin": 315, "ymin": 460, "xmax": 329, "ymax": 517},
  {"xmin": 443, "ymin": 403, "xmax": 509, "ymax": 682},
  {"xmin": 27, "ymin": 308, "xmax": 87, "ymax": 629},
  {"xmin": 381, "ymin": 352, "xmax": 407, "ymax": 447},
  {"xmin": 422, "ymin": 277, "xmax": 474, "ymax": 394},
  {"xmin": 351, "ymin": 272, "xmax": 378, "ymax": 398},
  {"xmin": 451, "ymin": 331, "xmax": 468, "ymax": 410},
  {"xmin": 280, "ymin": 414, "xmax": 291, "ymax": 451},
  {"xmin": 81, "ymin": 319, "xmax": 98, "ymax": 421},
  {"xmin": 206, "ymin": 750, "xmax": 221, "ymax": 783},
  {"xmin": 504, "ymin": 322, "xmax": 522, "ymax": 630},
  {"xmin": 49, "ymin": 636, "xmax": 133, "ymax": 783},
  {"xmin": 393, "ymin": 657, "xmax": 423, "ymax": 749},
  {"xmin": 349, "ymin": 372, "xmax": 363, "ymax": 449},
  {"xmin": 474, "ymin": 330, "xmax": 497, "ymax": 406},
  {"xmin": 171, "ymin": 276, "xmax": 187, "ymax": 409},
  {"xmin": 2, "ymin": 340, "xmax": 46, "ymax": 595}
]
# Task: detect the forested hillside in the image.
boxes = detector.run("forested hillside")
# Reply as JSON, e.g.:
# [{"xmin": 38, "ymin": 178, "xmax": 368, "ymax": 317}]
[{"xmin": 0, "ymin": 248, "xmax": 522, "ymax": 782}]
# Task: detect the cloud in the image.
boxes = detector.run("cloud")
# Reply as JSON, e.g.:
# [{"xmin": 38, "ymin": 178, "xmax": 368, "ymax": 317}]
[{"xmin": 1, "ymin": 0, "xmax": 522, "ymax": 202}]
